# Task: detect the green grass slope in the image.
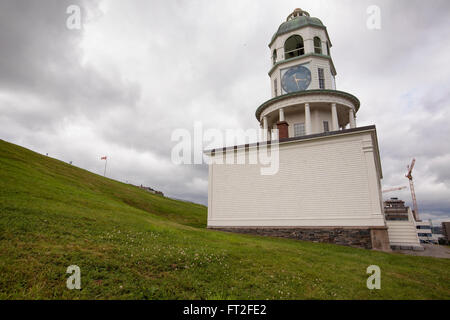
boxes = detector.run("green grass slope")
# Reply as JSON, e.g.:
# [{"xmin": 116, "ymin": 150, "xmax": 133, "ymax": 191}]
[{"xmin": 0, "ymin": 139, "xmax": 449, "ymax": 300}]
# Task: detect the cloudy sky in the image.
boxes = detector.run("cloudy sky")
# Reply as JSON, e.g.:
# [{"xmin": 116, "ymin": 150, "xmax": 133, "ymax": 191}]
[{"xmin": 1, "ymin": 0, "xmax": 449, "ymax": 224}]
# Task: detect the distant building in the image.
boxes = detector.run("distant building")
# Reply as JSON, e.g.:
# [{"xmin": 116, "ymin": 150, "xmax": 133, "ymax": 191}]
[
  {"xmin": 432, "ymin": 226, "xmax": 442, "ymax": 234},
  {"xmin": 139, "ymin": 184, "xmax": 164, "ymax": 196},
  {"xmin": 384, "ymin": 198, "xmax": 408, "ymax": 221},
  {"xmin": 442, "ymin": 222, "xmax": 450, "ymax": 242},
  {"xmin": 415, "ymin": 221, "xmax": 437, "ymax": 244}
]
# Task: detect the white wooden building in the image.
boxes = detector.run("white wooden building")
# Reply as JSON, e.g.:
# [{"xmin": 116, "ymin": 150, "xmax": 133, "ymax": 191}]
[{"xmin": 205, "ymin": 9, "xmax": 391, "ymax": 251}]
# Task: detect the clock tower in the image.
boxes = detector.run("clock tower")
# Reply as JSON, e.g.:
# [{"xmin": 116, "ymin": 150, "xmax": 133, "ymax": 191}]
[
  {"xmin": 206, "ymin": 8, "xmax": 392, "ymax": 252},
  {"xmin": 257, "ymin": 8, "xmax": 358, "ymax": 140}
]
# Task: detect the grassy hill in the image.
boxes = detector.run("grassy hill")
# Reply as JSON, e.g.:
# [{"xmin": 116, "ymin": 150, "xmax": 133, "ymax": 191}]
[{"xmin": 0, "ymin": 139, "xmax": 449, "ymax": 299}]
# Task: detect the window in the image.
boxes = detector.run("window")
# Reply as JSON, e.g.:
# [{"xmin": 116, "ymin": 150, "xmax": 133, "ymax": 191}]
[
  {"xmin": 294, "ymin": 123, "xmax": 305, "ymax": 137},
  {"xmin": 326, "ymin": 41, "xmax": 330, "ymax": 55},
  {"xmin": 318, "ymin": 68, "xmax": 325, "ymax": 89},
  {"xmin": 284, "ymin": 35, "xmax": 304, "ymax": 59},
  {"xmin": 418, "ymin": 233, "xmax": 432, "ymax": 237},
  {"xmin": 272, "ymin": 49, "xmax": 277, "ymax": 65},
  {"xmin": 274, "ymin": 79, "xmax": 278, "ymax": 97},
  {"xmin": 314, "ymin": 37, "xmax": 322, "ymax": 54},
  {"xmin": 323, "ymin": 121, "xmax": 329, "ymax": 132}
]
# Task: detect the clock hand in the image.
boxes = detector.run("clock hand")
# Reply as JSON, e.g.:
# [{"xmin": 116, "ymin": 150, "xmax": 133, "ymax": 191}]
[
  {"xmin": 292, "ymin": 75, "xmax": 300, "ymax": 89},
  {"xmin": 293, "ymin": 75, "xmax": 306, "ymax": 82},
  {"xmin": 292, "ymin": 75, "xmax": 306, "ymax": 89}
]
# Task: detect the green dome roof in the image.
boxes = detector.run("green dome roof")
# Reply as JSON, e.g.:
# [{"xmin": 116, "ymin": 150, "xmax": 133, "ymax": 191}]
[{"xmin": 270, "ymin": 11, "xmax": 325, "ymax": 46}]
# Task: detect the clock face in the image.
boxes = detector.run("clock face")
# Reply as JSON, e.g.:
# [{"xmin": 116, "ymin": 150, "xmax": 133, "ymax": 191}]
[{"xmin": 281, "ymin": 65, "xmax": 312, "ymax": 93}]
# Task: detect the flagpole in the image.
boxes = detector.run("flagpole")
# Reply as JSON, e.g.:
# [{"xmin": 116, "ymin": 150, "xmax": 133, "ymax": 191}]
[{"xmin": 103, "ymin": 158, "xmax": 107, "ymax": 177}]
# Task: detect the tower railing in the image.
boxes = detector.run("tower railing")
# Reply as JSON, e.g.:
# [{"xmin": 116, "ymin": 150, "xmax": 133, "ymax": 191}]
[{"xmin": 283, "ymin": 48, "xmax": 305, "ymax": 59}]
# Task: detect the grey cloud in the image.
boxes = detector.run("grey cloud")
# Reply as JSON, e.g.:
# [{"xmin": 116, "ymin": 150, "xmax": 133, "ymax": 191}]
[
  {"xmin": 1, "ymin": 0, "xmax": 450, "ymax": 214},
  {"xmin": 0, "ymin": 0, "xmax": 141, "ymax": 132}
]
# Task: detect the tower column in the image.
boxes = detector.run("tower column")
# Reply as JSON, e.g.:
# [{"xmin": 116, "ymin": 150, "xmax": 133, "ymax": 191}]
[
  {"xmin": 349, "ymin": 109, "xmax": 356, "ymax": 128},
  {"xmin": 263, "ymin": 116, "xmax": 268, "ymax": 130},
  {"xmin": 262, "ymin": 116, "xmax": 270, "ymax": 140},
  {"xmin": 305, "ymin": 103, "xmax": 312, "ymax": 135},
  {"xmin": 279, "ymin": 108, "xmax": 285, "ymax": 122},
  {"xmin": 331, "ymin": 103, "xmax": 339, "ymax": 131}
]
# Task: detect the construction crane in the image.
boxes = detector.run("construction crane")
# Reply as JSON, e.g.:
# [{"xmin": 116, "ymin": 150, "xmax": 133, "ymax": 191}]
[
  {"xmin": 382, "ymin": 186, "xmax": 407, "ymax": 193},
  {"xmin": 406, "ymin": 158, "xmax": 420, "ymax": 221}
]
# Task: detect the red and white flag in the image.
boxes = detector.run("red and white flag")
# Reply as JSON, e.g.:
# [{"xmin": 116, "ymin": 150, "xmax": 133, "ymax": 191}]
[{"xmin": 101, "ymin": 156, "xmax": 107, "ymax": 160}]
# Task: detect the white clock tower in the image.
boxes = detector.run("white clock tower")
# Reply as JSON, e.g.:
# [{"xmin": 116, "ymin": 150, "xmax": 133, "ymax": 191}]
[{"xmin": 206, "ymin": 9, "xmax": 392, "ymax": 251}]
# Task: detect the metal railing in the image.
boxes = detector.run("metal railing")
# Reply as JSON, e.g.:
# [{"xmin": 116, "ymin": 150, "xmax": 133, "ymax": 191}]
[{"xmin": 284, "ymin": 48, "xmax": 305, "ymax": 58}]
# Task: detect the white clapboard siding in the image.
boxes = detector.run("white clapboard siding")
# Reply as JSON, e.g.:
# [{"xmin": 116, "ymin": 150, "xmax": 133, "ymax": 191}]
[{"xmin": 207, "ymin": 129, "xmax": 386, "ymax": 228}]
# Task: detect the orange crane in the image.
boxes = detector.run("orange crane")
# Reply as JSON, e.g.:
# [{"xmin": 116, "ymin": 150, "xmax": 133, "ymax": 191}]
[
  {"xmin": 382, "ymin": 186, "xmax": 407, "ymax": 193},
  {"xmin": 406, "ymin": 158, "xmax": 420, "ymax": 221}
]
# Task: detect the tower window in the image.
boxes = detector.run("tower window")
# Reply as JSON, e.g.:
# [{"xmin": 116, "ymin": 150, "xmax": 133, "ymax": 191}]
[
  {"xmin": 323, "ymin": 121, "xmax": 329, "ymax": 132},
  {"xmin": 284, "ymin": 35, "xmax": 304, "ymax": 59},
  {"xmin": 318, "ymin": 68, "xmax": 325, "ymax": 89},
  {"xmin": 274, "ymin": 78, "xmax": 278, "ymax": 97},
  {"xmin": 272, "ymin": 49, "xmax": 277, "ymax": 65},
  {"xmin": 314, "ymin": 37, "xmax": 322, "ymax": 54},
  {"xmin": 326, "ymin": 41, "xmax": 330, "ymax": 55},
  {"xmin": 294, "ymin": 123, "xmax": 305, "ymax": 137}
]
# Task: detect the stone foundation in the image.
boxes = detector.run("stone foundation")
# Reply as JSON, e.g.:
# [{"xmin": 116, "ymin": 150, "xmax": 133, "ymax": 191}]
[{"xmin": 209, "ymin": 226, "xmax": 391, "ymax": 251}]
